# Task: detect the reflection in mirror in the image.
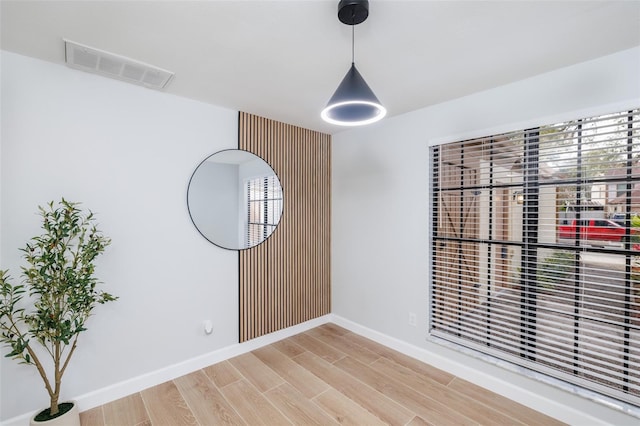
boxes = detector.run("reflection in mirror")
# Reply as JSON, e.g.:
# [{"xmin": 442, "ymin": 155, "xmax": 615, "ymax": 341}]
[{"xmin": 187, "ymin": 149, "xmax": 283, "ymax": 250}]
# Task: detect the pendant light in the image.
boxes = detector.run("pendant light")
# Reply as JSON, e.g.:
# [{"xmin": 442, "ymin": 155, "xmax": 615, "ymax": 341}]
[{"xmin": 321, "ymin": 0, "xmax": 386, "ymax": 126}]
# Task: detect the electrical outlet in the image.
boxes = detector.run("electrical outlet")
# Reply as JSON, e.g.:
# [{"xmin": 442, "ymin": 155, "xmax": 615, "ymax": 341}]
[{"xmin": 408, "ymin": 312, "xmax": 417, "ymax": 327}]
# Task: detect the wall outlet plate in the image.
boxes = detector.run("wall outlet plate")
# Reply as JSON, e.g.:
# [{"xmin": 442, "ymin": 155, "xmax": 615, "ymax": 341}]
[{"xmin": 408, "ymin": 312, "xmax": 417, "ymax": 327}]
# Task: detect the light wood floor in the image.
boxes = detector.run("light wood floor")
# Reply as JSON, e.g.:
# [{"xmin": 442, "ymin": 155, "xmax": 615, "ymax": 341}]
[{"xmin": 79, "ymin": 323, "xmax": 565, "ymax": 425}]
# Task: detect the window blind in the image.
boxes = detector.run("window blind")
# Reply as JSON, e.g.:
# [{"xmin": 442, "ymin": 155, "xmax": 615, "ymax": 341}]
[
  {"xmin": 246, "ymin": 175, "xmax": 283, "ymax": 247},
  {"xmin": 430, "ymin": 109, "xmax": 640, "ymax": 407}
]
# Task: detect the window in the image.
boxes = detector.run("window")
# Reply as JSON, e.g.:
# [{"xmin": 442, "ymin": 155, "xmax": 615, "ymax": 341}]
[
  {"xmin": 246, "ymin": 175, "xmax": 283, "ymax": 247},
  {"xmin": 430, "ymin": 109, "xmax": 640, "ymax": 408}
]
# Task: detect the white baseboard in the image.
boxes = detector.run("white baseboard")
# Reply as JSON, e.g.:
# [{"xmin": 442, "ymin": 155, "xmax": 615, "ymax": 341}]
[{"xmin": 1, "ymin": 315, "xmax": 332, "ymax": 426}]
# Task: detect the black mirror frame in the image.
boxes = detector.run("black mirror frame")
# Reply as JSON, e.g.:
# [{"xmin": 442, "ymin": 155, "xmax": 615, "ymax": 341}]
[{"xmin": 186, "ymin": 148, "xmax": 284, "ymax": 250}]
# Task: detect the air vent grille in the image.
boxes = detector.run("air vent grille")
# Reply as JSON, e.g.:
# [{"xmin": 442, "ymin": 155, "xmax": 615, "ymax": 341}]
[{"xmin": 64, "ymin": 39, "xmax": 174, "ymax": 90}]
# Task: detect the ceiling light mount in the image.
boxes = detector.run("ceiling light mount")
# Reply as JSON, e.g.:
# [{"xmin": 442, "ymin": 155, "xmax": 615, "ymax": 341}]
[
  {"xmin": 321, "ymin": 0, "xmax": 386, "ymax": 127},
  {"xmin": 338, "ymin": 0, "xmax": 369, "ymax": 25}
]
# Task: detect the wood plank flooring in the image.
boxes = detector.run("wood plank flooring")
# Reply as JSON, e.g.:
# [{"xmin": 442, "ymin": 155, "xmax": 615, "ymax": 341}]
[{"xmin": 80, "ymin": 324, "xmax": 565, "ymax": 425}]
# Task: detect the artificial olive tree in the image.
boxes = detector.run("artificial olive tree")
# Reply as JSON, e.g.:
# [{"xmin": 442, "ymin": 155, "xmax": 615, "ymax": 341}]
[{"xmin": 0, "ymin": 199, "xmax": 116, "ymax": 420}]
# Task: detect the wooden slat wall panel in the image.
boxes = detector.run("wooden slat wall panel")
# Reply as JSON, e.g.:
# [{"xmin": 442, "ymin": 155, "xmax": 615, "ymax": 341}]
[{"xmin": 239, "ymin": 112, "xmax": 331, "ymax": 342}]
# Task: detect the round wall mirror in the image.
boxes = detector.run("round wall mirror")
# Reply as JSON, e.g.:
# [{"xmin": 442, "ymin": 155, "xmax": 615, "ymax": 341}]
[{"xmin": 187, "ymin": 149, "xmax": 283, "ymax": 250}]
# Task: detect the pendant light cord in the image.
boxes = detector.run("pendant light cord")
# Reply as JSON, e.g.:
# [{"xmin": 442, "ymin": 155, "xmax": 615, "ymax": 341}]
[{"xmin": 351, "ymin": 24, "xmax": 355, "ymax": 65}]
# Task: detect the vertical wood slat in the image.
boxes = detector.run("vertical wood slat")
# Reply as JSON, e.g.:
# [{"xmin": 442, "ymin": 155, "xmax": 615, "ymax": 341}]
[{"xmin": 238, "ymin": 112, "xmax": 331, "ymax": 342}]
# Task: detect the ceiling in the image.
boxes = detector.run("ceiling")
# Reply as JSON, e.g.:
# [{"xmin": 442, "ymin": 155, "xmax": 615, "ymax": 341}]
[{"xmin": 2, "ymin": 1, "xmax": 640, "ymax": 135}]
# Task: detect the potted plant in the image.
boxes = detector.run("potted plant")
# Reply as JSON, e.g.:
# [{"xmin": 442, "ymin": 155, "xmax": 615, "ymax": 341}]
[{"xmin": 0, "ymin": 199, "xmax": 117, "ymax": 425}]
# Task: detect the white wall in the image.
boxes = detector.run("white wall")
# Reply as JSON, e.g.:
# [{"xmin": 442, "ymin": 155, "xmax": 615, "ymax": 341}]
[
  {"xmin": 0, "ymin": 51, "xmax": 239, "ymax": 420},
  {"xmin": 332, "ymin": 46, "xmax": 640, "ymax": 425}
]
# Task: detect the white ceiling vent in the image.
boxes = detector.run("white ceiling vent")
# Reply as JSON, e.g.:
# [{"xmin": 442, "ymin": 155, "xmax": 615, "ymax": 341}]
[{"xmin": 64, "ymin": 39, "xmax": 174, "ymax": 90}]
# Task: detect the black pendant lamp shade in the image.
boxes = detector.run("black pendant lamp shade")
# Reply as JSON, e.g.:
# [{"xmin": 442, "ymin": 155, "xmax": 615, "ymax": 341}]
[
  {"xmin": 321, "ymin": 62, "xmax": 386, "ymax": 126},
  {"xmin": 321, "ymin": 0, "xmax": 386, "ymax": 126}
]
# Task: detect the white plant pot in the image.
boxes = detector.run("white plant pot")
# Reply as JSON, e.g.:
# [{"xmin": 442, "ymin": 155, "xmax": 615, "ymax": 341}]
[{"xmin": 30, "ymin": 402, "xmax": 80, "ymax": 426}]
